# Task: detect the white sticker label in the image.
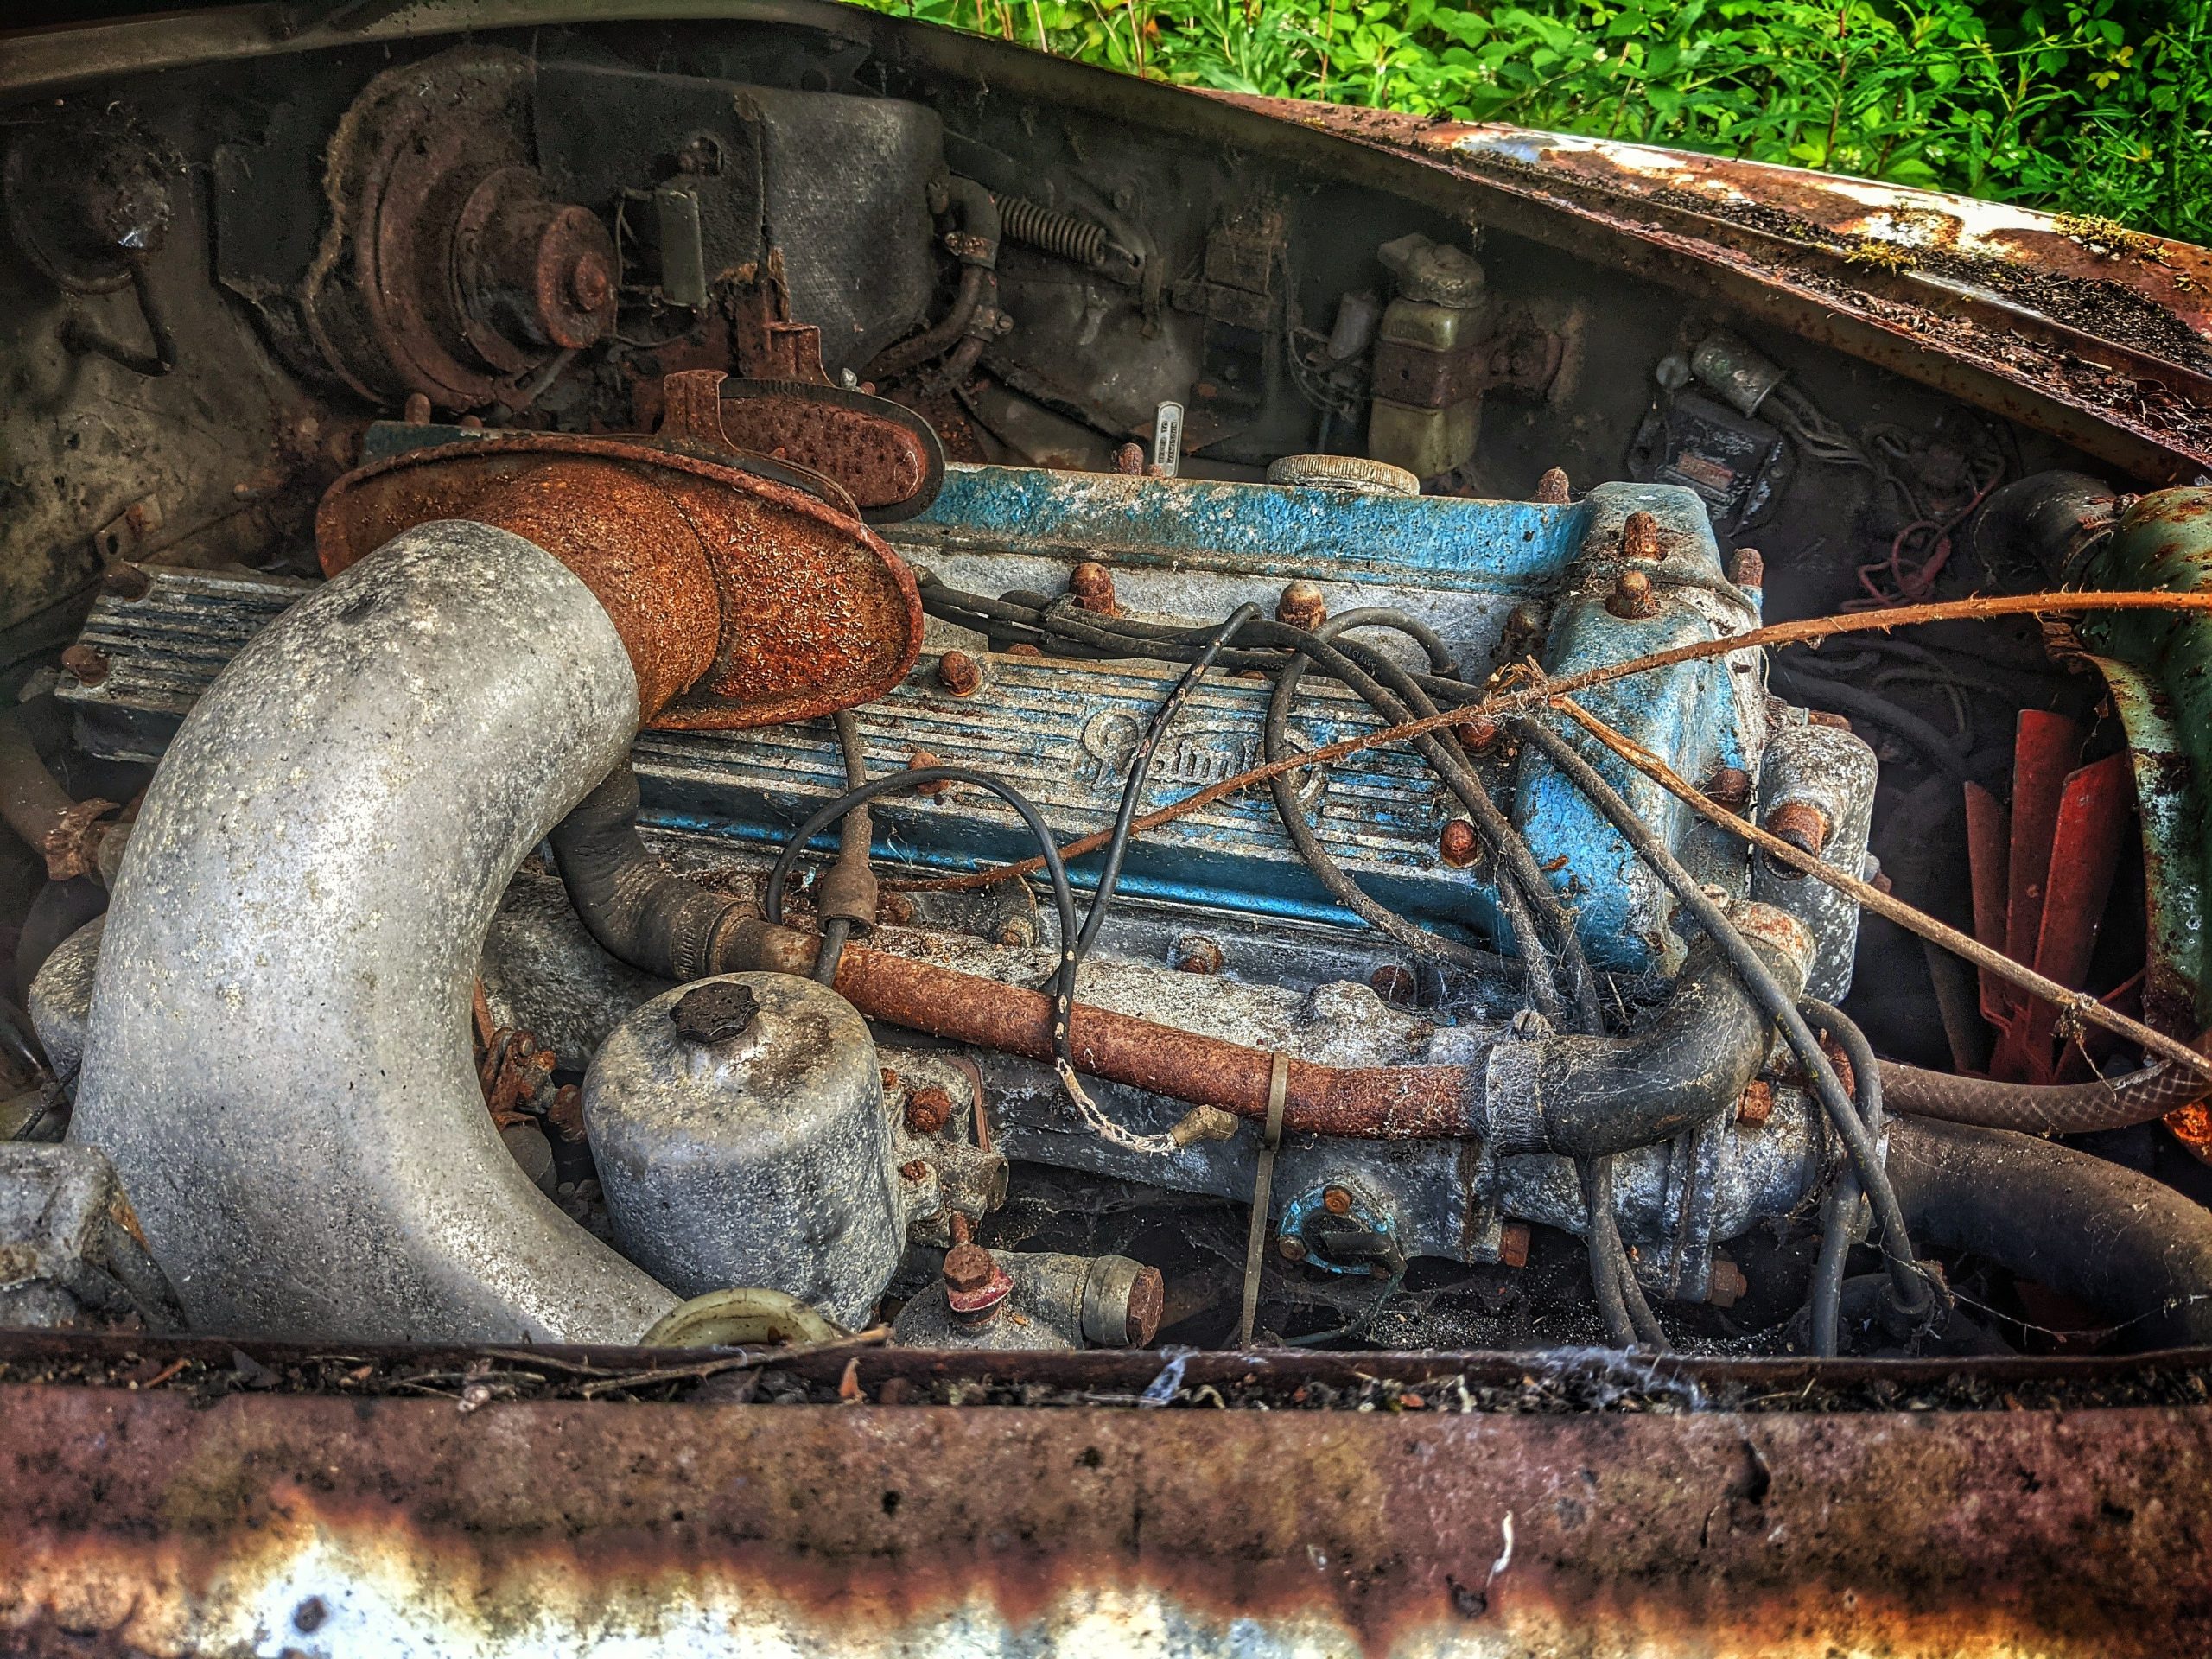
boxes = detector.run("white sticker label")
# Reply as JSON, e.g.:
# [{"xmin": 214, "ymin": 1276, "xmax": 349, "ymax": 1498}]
[{"xmin": 1152, "ymin": 401, "xmax": 1184, "ymax": 479}]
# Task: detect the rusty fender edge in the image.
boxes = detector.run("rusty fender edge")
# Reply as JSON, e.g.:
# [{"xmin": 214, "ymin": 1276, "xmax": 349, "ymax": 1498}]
[{"xmin": 4, "ymin": 1339, "xmax": 2212, "ymax": 1654}]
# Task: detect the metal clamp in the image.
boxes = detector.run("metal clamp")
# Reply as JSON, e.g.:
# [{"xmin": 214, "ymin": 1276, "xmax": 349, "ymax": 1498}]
[{"xmin": 1236, "ymin": 1051, "xmax": 1290, "ymax": 1348}]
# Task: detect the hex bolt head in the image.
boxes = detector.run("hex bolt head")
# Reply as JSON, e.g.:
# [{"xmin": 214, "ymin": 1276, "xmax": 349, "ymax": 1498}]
[
  {"xmin": 1619, "ymin": 509, "xmax": 1665, "ymax": 562},
  {"xmin": 1763, "ymin": 801, "xmax": 1830, "ymax": 875},
  {"xmin": 60, "ymin": 645, "xmax": 110, "ymax": 687},
  {"xmin": 1534, "ymin": 467, "xmax": 1572, "ymax": 504},
  {"xmin": 936, "ymin": 650, "xmax": 984, "ymax": 696},
  {"xmin": 1275, "ymin": 579, "xmax": 1327, "ymax": 632},
  {"xmin": 1068, "ymin": 561, "xmax": 1120, "ymax": 615},
  {"xmin": 1452, "ymin": 715, "xmax": 1501, "ymax": 755},
  {"xmin": 1808, "ymin": 709, "xmax": 1854, "ymax": 733},
  {"xmin": 1321, "ymin": 1185, "xmax": 1354, "ymax": 1217},
  {"xmin": 1707, "ymin": 1256, "xmax": 1750, "ymax": 1309},
  {"xmin": 1498, "ymin": 1222, "xmax": 1531, "ymax": 1269},
  {"xmin": 1731, "ymin": 546, "xmax": 1766, "ymax": 587},
  {"xmin": 1112, "ymin": 442, "xmax": 1147, "ymax": 475},
  {"xmin": 1438, "ymin": 819, "xmax": 1481, "ymax": 868},
  {"xmin": 1122, "ymin": 1265, "xmax": 1166, "ymax": 1347},
  {"xmin": 1736, "ymin": 1078, "xmax": 1776, "ymax": 1127},
  {"xmin": 670, "ymin": 982, "xmax": 759, "ymax": 1045},
  {"xmin": 1606, "ymin": 568, "xmax": 1660, "ymax": 620},
  {"xmin": 1173, "ymin": 937, "xmax": 1224, "ymax": 976},
  {"xmin": 906, "ymin": 748, "xmax": 950, "ymax": 798},
  {"xmin": 1277, "ymin": 1236, "xmax": 1309, "ymax": 1263},
  {"xmin": 905, "ymin": 1084, "xmax": 956, "ymax": 1136},
  {"xmin": 942, "ymin": 1242, "xmax": 995, "ymax": 1296},
  {"xmin": 1704, "ymin": 766, "xmax": 1753, "ymax": 810},
  {"xmin": 101, "ymin": 563, "xmax": 151, "ymax": 601}
]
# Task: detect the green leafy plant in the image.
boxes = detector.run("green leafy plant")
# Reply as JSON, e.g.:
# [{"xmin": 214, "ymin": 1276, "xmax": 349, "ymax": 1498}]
[{"xmin": 864, "ymin": 0, "xmax": 2212, "ymax": 243}]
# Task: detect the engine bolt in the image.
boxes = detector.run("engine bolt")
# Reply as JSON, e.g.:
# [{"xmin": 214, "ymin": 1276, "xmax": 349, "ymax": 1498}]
[
  {"xmin": 881, "ymin": 1066, "xmax": 902, "ymax": 1093},
  {"xmin": 1808, "ymin": 709, "xmax": 1854, "ymax": 733},
  {"xmin": 1498, "ymin": 1222, "xmax": 1531, "ymax": 1269},
  {"xmin": 100, "ymin": 563, "xmax": 150, "ymax": 601},
  {"xmin": 907, "ymin": 748, "xmax": 950, "ymax": 798},
  {"xmin": 1112, "ymin": 442, "xmax": 1146, "ymax": 475},
  {"xmin": 1763, "ymin": 801, "xmax": 1829, "ymax": 874},
  {"xmin": 1007, "ymin": 643, "xmax": 1044, "ymax": 658},
  {"xmin": 1277, "ymin": 1236, "xmax": 1309, "ymax": 1263},
  {"xmin": 1620, "ymin": 509, "xmax": 1665, "ymax": 562},
  {"xmin": 1534, "ymin": 467, "xmax": 1572, "ymax": 504},
  {"xmin": 899, "ymin": 1159, "xmax": 930, "ymax": 1182},
  {"xmin": 1068, "ymin": 561, "xmax": 1120, "ymax": 615},
  {"xmin": 1452, "ymin": 715, "xmax": 1501, "ymax": 755},
  {"xmin": 1736, "ymin": 1078, "xmax": 1775, "ymax": 1127},
  {"xmin": 906, "ymin": 1084, "xmax": 956, "ymax": 1135},
  {"xmin": 936, "ymin": 650, "xmax": 983, "ymax": 696},
  {"xmin": 1731, "ymin": 546, "xmax": 1766, "ymax": 587},
  {"xmin": 1370, "ymin": 963, "xmax": 1417, "ymax": 1005},
  {"xmin": 1438, "ymin": 819, "xmax": 1481, "ymax": 868},
  {"xmin": 1321, "ymin": 1185, "xmax": 1354, "ymax": 1217},
  {"xmin": 569, "ymin": 252, "xmax": 613, "ymax": 313},
  {"xmin": 1606, "ymin": 569, "xmax": 1661, "ymax": 620},
  {"xmin": 1707, "ymin": 1257, "xmax": 1750, "ymax": 1309},
  {"xmin": 60, "ymin": 645, "xmax": 110, "ymax": 687},
  {"xmin": 943, "ymin": 1242, "xmax": 1013, "ymax": 1322},
  {"xmin": 1704, "ymin": 766, "xmax": 1753, "ymax": 810},
  {"xmin": 403, "ymin": 391, "xmax": 433, "ymax": 424},
  {"xmin": 1174, "ymin": 938, "xmax": 1224, "ymax": 976},
  {"xmin": 1276, "ymin": 579, "xmax": 1327, "ymax": 632}
]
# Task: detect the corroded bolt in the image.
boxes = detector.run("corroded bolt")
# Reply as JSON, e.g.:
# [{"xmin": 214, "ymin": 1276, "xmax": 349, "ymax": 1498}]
[
  {"xmin": 100, "ymin": 563, "xmax": 150, "ymax": 601},
  {"xmin": 1763, "ymin": 801, "xmax": 1829, "ymax": 874},
  {"xmin": 1438, "ymin": 819, "xmax": 1481, "ymax": 868},
  {"xmin": 1731, "ymin": 546, "xmax": 1765, "ymax": 587},
  {"xmin": 1498, "ymin": 1222, "xmax": 1531, "ymax": 1270},
  {"xmin": 1122, "ymin": 1266, "xmax": 1166, "ymax": 1348},
  {"xmin": 1321, "ymin": 1185, "xmax": 1354, "ymax": 1217},
  {"xmin": 1707, "ymin": 1257, "xmax": 1749, "ymax": 1309},
  {"xmin": 1534, "ymin": 467, "xmax": 1571, "ymax": 504},
  {"xmin": 907, "ymin": 748, "xmax": 950, "ymax": 798},
  {"xmin": 1620, "ymin": 509, "xmax": 1665, "ymax": 562},
  {"xmin": 403, "ymin": 391, "xmax": 433, "ymax": 424},
  {"xmin": 1112, "ymin": 442, "xmax": 1146, "ymax": 475},
  {"xmin": 905, "ymin": 1084, "xmax": 956, "ymax": 1136},
  {"xmin": 1278, "ymin": 1236, "xmax": 1308, "ymax": 1263},
  {"xmin": 1605, "ymin": 568, "xmax": 1660, "ymax": 620},
  {"xmin": 1704, "ymin": 766, "xmax": 1753, "ymax": 810},
  {"xmin": 880, "ymin": 892, "xmax": 917, "ymax": 926},
  {"xmin": 1007, "ymin": 643, "xmax": 1044, "ymax": 658},
  {"xmin": 1174, "ymin": 938, "xmax": 1224, "ymax": 976},
  {"xmin": 936, "ymin": 650, "xmax": 983, "ymax": 696},
  {"xmin": 899, "ymin": 1159, "xmax": 931, "ymax": 1182},
  {"xmin": 1068, "ymin": 561, "xmax": 1119, "ymax": 615},
  {"xmin": 1736, "ymin": 1078, "xmax": 1775, "ymax": 1128},
  {"xmin": 1370, "ymin": 963, "xmax": 1417, "ymax": 1005},
  {"xmin": 60, "ymin": 645, "xmax": 110, "ymax": 687},
  {"xmin": 881, "ymin": 1066, "xmax": 901, "ymax": 1093},
  {"xmin": 569, "ymin": 252, "xmax": 613, "ymax": 312},
  {"xmin": 943, "ymin": 1243, "xmax": 1013, "ymax": 1321},
  {"xmin": 1808, "ymin": 709, "xmax": 1854, "ymax": 733},
  {"xmin": 1276, "ymin": 579, "xmax": 1327, "ymax": 632},
  {"xmin": 1452, "ymin": 715, "xmax": 1501, "ymax": 755}
]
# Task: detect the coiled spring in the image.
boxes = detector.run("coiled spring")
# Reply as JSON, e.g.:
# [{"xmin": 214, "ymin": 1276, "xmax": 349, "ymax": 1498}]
[{"xmin": 997, "ymin": 195, "xmax": 1109, "ymax": 267}]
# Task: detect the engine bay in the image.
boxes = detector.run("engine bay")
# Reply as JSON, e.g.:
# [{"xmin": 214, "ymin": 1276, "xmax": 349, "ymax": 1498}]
[{"xmin": 6, "ymin": 10, "xmax": 2212, "ymax": 1372}]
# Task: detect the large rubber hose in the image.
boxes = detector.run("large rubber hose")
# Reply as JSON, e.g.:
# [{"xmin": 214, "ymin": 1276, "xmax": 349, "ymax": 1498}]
[
  {"xmin": 1887, "ymin": 1114, "xmax": 2212, "ymax": 1349},
  {"xmin": 1878, "ymin": 1059, "xmax": 2206, "ymax": 1135}
]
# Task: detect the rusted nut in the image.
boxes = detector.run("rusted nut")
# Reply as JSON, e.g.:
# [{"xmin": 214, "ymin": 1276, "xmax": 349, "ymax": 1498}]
[
  {"xmin": 1619, "ymin": 509, "xmax": 1665, "ymax": 562},
  {"xmin": 1121, "ymin": 1264, "xmax": 1166, "ymax": 1348},
  {"xmin": 1534, "ymin": 467, "xmax": 1571, "ymax": 504},
  {"xmin": 1703, "ymin": 766, "xmax": 1753, "ymax": 810},
  {"xmin": 943, "ymin": 1243, "xmax": 1013, "ymax": 1322},
  {"xmin": 1736, "ymin": 1078, "xmax": 1776, "ymax": 1128},
  {"xmin": 101, "ymin": 563, "xmax": 151, "ymax": 601},
  {"xmin": 670, "ymin": 982, "xmax": 759, "ymax": 1045},
  {"xmin": 60, "ymin": 645, "xmax": 111, "ymax": 687},
  {"xmin": 1438, "ymin": 818, "xmax": 1481, "ymax": 868},
  {"xmin": 905, "ymin": 1084, "xmax": 956, "ymax": 1136},
  {"xmin": 1173, "ymin": 937, "xmax": 1224, "ymax": 976},
  {"xmin": 41, "ymin": 798, "xmax": 120, "ymax": 884},
  {"xmin": 1808, "ymin": 709, "xmax": 1854, "ymax": 733},
  {"xmin": 1321, "ymin": 1185, "xmax": 1354, "ymax": 1217},
  {"xmin": 1731, "ymin": 546, "xmax": 1765, "ymax": 587},
  {"xmin": 1007, "ymin": 643, "xmax": 1044, "ymax": 658},
  {"xmin": 1818, "ymin": 1033, "xmax": 1857, "ymax": 1103},
  {"xmin": 1707, "ymin": 1257, "xmax": 1750, "ymax": 1309},
  {"xmin": 1605, "ymin": 568, "xmax": 1661, "ymax": 620},
  {"xmin": 1452, "ymin": 715, "xmax": 1501, "ymax": 755},
  {"xmin": 899, "ymin": 1159, "xmax": 930, "ymax": 1182},
  {"xmin": 1763, "ymin": 800, "xmax": 1830, "ymax": 873},
  {"xmin": 403, "ymin": 391, "xmax": 433, "ymax": 425},
  {"xmin": 1277, "ymin": 1236, "xmax": 1308, "ymax": 1263},
  {"xmin": 1498, "ymin": 1222, "xmax": 1531, "ymax": 1270},
  {"xmin": 1370, "ymin": 963, "xmax": 1417, "ymax": 1005},
  {"xmin": 1275, "ymin": 579, "xmax": 1327, "ymax": 632},
  {"xmin": 878, "ymin": 891, "xmax": 917, "ymax": 926},
  {"xmin": 881, "ymin": 1067, "xmax": 902, "ymax": 1094},
  {"xmin": 936, "ymin": 650, "xmax": 984, "ymax": 697},
  {"xmin": 1112, "ymin": 442, "xmax": 1146, "ymax": 475},
  {"xmin": 906, "ymin": 749, "xmax": 950, "ymax": 798},
  {"xmin": 1067, "ymin": 561, "xmax": 1119, "ymax": 616}
]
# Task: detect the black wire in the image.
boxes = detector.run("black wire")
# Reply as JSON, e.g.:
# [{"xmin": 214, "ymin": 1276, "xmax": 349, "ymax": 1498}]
[
  {"xmin": 1578, "ymin": 1156, "xmax": 1640, "ymax": 1347},
  {"xmin": 1072, "ymin": 604, "xmax": 1259, "ymax": 969},
  {"xmin": 765, "ymin": 766, "xmax": 1084, "ymax": 1074},
  {"xmin": 1801, "ymin": 997, "xmax": 1886, "ymax": 1357},
  {"xmin": 1515, "ymin": 715, "xmax": 1934, "ymax": 1320}
]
